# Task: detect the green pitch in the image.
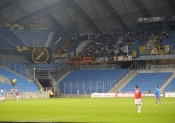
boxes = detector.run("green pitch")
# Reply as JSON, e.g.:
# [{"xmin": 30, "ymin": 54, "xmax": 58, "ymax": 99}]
[{"xmin": 0, "ymin": 98, "xmax": 175, "ymax": 123}]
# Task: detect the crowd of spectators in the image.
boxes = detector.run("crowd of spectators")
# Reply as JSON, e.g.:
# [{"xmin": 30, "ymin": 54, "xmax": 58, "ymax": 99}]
[{"xmin": 78, "ymin": 31, "xmax": 151, "ymax": 57}]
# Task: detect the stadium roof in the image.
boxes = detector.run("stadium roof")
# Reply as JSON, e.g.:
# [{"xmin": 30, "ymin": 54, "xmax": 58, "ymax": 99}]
[{"xmin": 0, "ymin": 0, "xmax": 174, "ymax": 33}]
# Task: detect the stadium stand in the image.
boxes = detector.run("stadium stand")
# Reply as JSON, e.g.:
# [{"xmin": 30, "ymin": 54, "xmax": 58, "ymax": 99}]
[
  {"xmin": 162, "ymin": 31, "xmax": 175, "ymax": 45},
  {"xmin": 0, "ymin": 82, "xmax": 13, "ymax": 92},
  {"xmin": 59, "ymin": 69, "xmax": 127, "ymax": 94},
  {"xmin": 121, "ymin": 72, "xmax": 173, "ymax": 93},
  {"xmin": 79, "ymin": 32, "xmax": 151, "ymax": 57},
  {"xmin": 34, "ymin": 62, "xmax": 65, "ymax": 70},
  {"xmin": 3, "ymin": 62, "xmax": 28, "ymax": 77},
  {"xmin": 0, "ymin": 36, "xmax": 15, "ymax": 49},
  {"xmin": 0, "ymin": 66, "xmax": 39, "ymax": 92},
  {"xmin": 163, "ymin": 77, "xmax": 175, "ymax": 92},
  {"xmin": 0, "ymin": 28, "xmax": 25, "ymax": 46},
  {"xmin": 52, "ymin": 29, "xmax": 65, "ymax": 43},
  {"xmin": 13, "ymin": 29, "xmax": 49, "ymax": 47}
]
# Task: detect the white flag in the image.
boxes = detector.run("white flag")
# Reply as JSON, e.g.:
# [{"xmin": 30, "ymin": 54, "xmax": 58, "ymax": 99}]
[{"xmin": 121, "ymin": 45, "xmax": 128, "ymax": 53}]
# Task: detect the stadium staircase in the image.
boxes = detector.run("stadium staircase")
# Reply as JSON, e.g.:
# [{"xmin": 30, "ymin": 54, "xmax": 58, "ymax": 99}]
[
  {"xmin": 163, "ymin": 77, "xmax": 175, "ymax": 92},
  {"xmin": 0, "ymin": 34, "xmax": 16, "ymax": 48},
  {"xmin": 45, "ymin": 32, "xmax": 54, "ymax": 47},
  {"xmin": 160, "ymin": 71, "xmax": 175, "ymax": 92},
  {"xmin": 0, "ymin": 66, "xmax": 39, "ymax": 92},
  {"xmin": 120, "ymin": 71, "xmax": 173, "ymax": 92},
  {"xmin": 108, "ymin": 70, "xmax": 137, "ymax": 93},
  {"xmin": 75, "ymin": 40, "xmax": 91, "ymax": 56},
  {"xmin": 0, "ymin": 28, "xmax": 25, "ymax": 47},
  {"xmin": 108, "ymin": 62, "xmax": 137, "ymax": 93},
  {"xmin": 145, "ymin": 35, "xmax": 157, "ymax": 46},
  {"xmin": 0, "ymin": 74, "xmax": 10, "ymax": 83}
]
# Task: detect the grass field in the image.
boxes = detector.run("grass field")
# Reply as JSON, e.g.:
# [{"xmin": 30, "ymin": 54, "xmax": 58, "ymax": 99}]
[{"xmin": 0, "ymin": 97, "xmax": 175, "ymax": 123}]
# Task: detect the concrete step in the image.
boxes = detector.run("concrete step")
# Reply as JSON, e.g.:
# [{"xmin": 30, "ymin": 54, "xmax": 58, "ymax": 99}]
[{"xmin": 160, "ymin": 72, "xmax": 175, "ymax": 92}]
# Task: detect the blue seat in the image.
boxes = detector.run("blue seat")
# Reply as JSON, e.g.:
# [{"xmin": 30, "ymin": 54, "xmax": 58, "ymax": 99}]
[{"xmin": 121, "ymin": 72, "xmax": 173, "ymax": 93}]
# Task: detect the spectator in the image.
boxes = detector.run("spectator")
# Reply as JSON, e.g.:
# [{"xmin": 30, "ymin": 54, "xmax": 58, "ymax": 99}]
[
  {"xmin": 12, "ymin": 78, "xmax": 17, "ymax": 86},
  {"xmin": 77, "ymin": 89, "xmax": 80, "ymax": 97},
  {"xmin": 49, "ymin": 90, "xmax": 53, "ymax": 98},
  {"xmin": 166, "ymin": 33, "xmax": 169, "ymax": 38},
  {"xmin": 59, "ymin": 90, "xmax": 62, "ymax": 98},
  {"xmin": 148, "ymin": 89, "xmax": 151, "ymax": 93}
]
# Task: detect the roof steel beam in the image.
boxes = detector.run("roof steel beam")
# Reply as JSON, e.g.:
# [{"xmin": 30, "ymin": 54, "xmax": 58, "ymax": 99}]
[
  {"xmin": 0, "ymin": 0, "xmax": 33, "ymax": 15},
  {"xmin": 36, "ymin": 0, "xmax": 63, "ymax": 29},
  {"xmin": 131, "ymin": 0, "xmax": 151, "ymax": 17},
  {"xmin": 15, "ymin": 1, "xmax": 66, "ymax": 25},
  {"xmin": 65, "ymin": 0, "xmax": 101, "ymax": 34},
  {"xmin": 96, "ymin": 0, "xmax": 128, "ymax": 31},
  {"xmin": 166, "ymin": 0, "xmax": 175, "ymax": 13},
  {"xmin": 0, "ymin": 0, "xmax": 20, "ymax": 11}
]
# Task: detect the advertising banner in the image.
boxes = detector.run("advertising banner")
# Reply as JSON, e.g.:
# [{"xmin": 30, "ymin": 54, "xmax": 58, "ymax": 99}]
[
  {"xmin": 115, "ymin": 93, "xmax": 135, "ymax": 97},
  {"xmin": 165, "ymin": 93, "xmax": 175, "ymax": 97},
  {"xmin": 142, "ymin": 93, "xmax": 164, "ymax": 97},
  {"xmin": 91, "ymin": 93, "xmax": 115, "ymax": 98},
  {"xmin": 91, "ymin": 93, "xmax": 165, "ymax": 98}
]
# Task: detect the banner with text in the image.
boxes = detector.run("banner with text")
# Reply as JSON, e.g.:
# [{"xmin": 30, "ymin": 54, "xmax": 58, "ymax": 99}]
[
  {"xmin": 91, "ymin": 93, "xmax": 164, "ymax": 98},
  {"xmin": 165, "ymin": 93, "xmax": 175, "ymax": 97},
  {"xmin": 91, "ymin": 93, "xmax": 115, "ymax": 98}
]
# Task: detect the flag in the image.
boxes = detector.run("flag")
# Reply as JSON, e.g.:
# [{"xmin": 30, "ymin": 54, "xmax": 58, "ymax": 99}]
[
  {"xmin": 113, "ymin": 48, "xmax": 119, "ymax": 54},
  {"xmin": 130, "ymin": 46, "xmax": 140, "ymax": 59},
  {"xmin": 121, "ymin": 45, "xmax": 128, "ymax": 53}
]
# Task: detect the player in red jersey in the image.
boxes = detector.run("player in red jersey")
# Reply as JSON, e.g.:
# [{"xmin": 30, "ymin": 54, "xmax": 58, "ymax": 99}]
[
  {"xmin": 15, "ymin": 90, "xmax": 21, "ymax": 102},
  {"xmin": 135, "ymin": 86, "xmax": 142, "ymax": 113}
]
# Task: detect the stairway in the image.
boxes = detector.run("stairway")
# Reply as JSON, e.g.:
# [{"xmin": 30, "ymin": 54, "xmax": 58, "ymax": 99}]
[
  {"xmin": 116, "ymin": 70, "xmax": 137, "ymax": 92},
  {"xmin": 45, "ymin": 32, "xmax": 54, "ymax": 47},
  {"xmin": 108, "ymin": 70, "xmax": 137, "ymax": 93},
  {"xmin": 0, "ymin": 74, "xmax": 10, "ymax": 83},
  {"xmin": 76, "ymin": 40, "xmax": 91, "ymax": 56},
  {"xmin": 160, "ymin": 72, "xmax": 175, "ymax": 92}
]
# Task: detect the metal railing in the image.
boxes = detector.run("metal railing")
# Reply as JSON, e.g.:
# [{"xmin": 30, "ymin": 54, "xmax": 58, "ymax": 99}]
[
  {"xmin": 80, "ymin": 64, "xmax": 118, "ymax": 70},
  {"xmin": 151, "ymin": 64, "xmax": 175, "ymax": 70},
  {"xmin": 0, "ymin": 74, "xmax": 10, "ymax": 83},
  {"xmin": 4, "ymin": 91, "xmax": 50, "ymax": 99},
  {"xmin": 59, "ymin": 81, "xmax": 114, "ymax": 94},
  {"xmin": 108, "ymin": 62, "xmax": 137, "ymax": 92},
  {"xmin": 0, "ymin": 60, "xmax": 28, "ymax": 79}
]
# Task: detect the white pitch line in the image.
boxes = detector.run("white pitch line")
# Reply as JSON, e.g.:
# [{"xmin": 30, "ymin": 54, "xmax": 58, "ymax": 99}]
[{"xmin": 36, "ymin": 116, "xmax": 88, "ymax": 121}]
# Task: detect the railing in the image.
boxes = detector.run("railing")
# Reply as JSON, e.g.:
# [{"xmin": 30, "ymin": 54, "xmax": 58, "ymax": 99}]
[
  {"xmin": 139, "ymin": 44, "xmax": 175, "ymax": 56},
  {"xmin": 151, "ymin": 64, "xmax": 175, "ymax": 70},
  {"xmin": 54, "ymin": 24, "xmax": 77, "ymax": 52},
  {"xmin": 4, "ymin": 91, "xmax": 50, "ymax": 99},
  {"xmin": 59, "ymin": 81, "xmax": 114, "ymax": 94},
  {"xmin": 56, "ymin": 64, "xmax": 74, "ymax": 82},
  {"xmin": 80, "ymin": 64, "xmax": 119, "ymax": 70},
  {"xmin": 0, "ymin": 60, "xmax": 28, "ymax": 79},
  {"xmin": 35, "ymin": 79, "xmax": 43, "ymax": 90},
  {"xmin": 108, "ymin": 62, "xmax": 137, "ymax": 92},
  {"xmin": 0, "ymin": 74, "xmax": 10, "ymax": 83}
]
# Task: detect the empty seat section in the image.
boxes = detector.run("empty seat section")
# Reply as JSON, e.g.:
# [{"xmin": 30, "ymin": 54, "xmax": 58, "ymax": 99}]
[
  {"xmin": 0, "ymin": 66, "xmax": 39, "ymax": 92},
  {"xmin": 163, "ymin": 77, "xmax": 175, "ymax": 92},
  {"xmin": 14, "ymin": 30, "xmax": 49, "ymax": 47},
  {"xmin": 0, "ymin": 28, "xmax": 25, "ymax": 46},
  {"xmin": 121, "ymin": 72, "xmax": 173, "ymax": 92},
  {"xmin": 59, "ymin": 69, "xmax": 127, "ymax": 94}
]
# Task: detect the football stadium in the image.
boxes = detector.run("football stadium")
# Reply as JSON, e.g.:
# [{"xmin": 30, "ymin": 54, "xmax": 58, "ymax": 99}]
[{"xmin": 0, "ymin": 0, "xmax": 175, "ymax": 122}]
